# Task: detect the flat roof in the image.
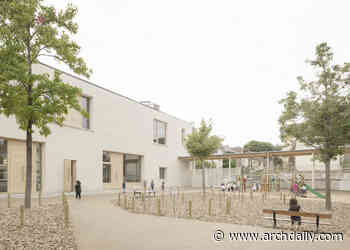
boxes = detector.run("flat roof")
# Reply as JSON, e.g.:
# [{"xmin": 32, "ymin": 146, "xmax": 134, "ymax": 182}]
[{"xmin": 39, "ymin": 62, "xmax": 193, "ymax": 125}]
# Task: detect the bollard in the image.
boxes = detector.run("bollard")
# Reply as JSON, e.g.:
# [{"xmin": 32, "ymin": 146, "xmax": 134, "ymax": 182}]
[
  {"xmin": 20, "ymin": 205, "xmax": 24, "ymax": 226},
  {"xmin": 8, "ymin": 193, "xmax": 11, "ymax": 208},
  {"xmin": 208, "ymin": 199, "xmax": 212, "ymax": 216},
  {"xmin": 283, "ymin": 193, "xmax": 286, "ymax": 205},
  {"xmin": 157, "ymin": 199, "xmax": 161, "ymax": 216},
  {"xmin": 188, "ymin": 200, "xmax": 192, "ymax": 217},
  {"xmin": 226, "ymin": 198, "xmax": 231, "ymax": 215},
  {"xmin": 118, "ymin": 193, "xmax": 121, "ymax": 206},
  {"xmin": 39, "ymin": 191, "xmax": 42, "ymax": 207},
  {"xmin": 250, "ymin": 190, "xmax": 253, "ymax": 200},
  {"xmin": 132, "ymin": 197, "xmax": 135, "ymax": 212},
  {"xmin": 181, "ymin": 192, "xmax": 184, "ymax": 203},
  {"xmin": 173, "ymin": 196, "xmax": 176, "ymax": 216},
  {"xmin": 124, "ymin": 194, "xmax": 127, "ymax": 209},
  {"xmin": 280, "ymin": 191, "xmax": 282, "ymax": 200},
  {"xmin": 64, "ymin": 203, "xmax": 69, "ymax": 227}
]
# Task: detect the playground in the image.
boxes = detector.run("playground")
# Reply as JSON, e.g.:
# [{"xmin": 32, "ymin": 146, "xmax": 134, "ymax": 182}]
[{"xmin": 113, "ymin": 188, "xmax": 350, "ymax": 236}]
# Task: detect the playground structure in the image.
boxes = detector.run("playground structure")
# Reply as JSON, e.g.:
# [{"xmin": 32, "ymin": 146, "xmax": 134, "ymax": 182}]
[{"xmin": 180, "ymin": 148, "xmax": 334, "ymax": 198}]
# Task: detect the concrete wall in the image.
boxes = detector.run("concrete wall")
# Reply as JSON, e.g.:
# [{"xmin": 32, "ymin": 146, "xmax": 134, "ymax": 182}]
[{"xmin": 0, "ymin": 63, "xmax": 192, "ymax": 195}]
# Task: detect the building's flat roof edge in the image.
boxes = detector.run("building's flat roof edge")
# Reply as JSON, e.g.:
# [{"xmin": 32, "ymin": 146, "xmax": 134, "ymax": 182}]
[{"xmin": 38, "ymin": 62, "xmax": 193, "ymax": 125}]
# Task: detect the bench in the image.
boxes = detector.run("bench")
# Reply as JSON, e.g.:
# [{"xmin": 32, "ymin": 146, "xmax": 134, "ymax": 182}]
[{"xmin": 262, "ymin": 209, "xmax": 332, "ymax": 232}]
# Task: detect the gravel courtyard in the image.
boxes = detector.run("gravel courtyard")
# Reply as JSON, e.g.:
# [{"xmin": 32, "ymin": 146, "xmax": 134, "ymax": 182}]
[
  {"xmin": 0, "ymin": 197, "xmax": 77, "ymax": 250},
  {"xmin": 112, "ymin": 190, "xmax": 350, "ymax": 236}
]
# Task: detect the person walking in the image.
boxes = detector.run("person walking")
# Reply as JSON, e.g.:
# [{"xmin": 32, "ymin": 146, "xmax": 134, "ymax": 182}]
[
  {"xmin": 150, "ymin": 179, "xmax": 155, "ymax": 196},
  {"xmin": 75, "ymin": 180, "xmax": 82, "ymax": 199},
  {"xmin": 122, "ymin": 180, "xmax": 126, "ymax": 194}
]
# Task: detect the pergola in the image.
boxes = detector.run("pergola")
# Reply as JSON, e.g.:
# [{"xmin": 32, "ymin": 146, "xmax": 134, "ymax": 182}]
[{"xmin": 178, "ymin": 149, "xmax": 333, "ymax": 190}]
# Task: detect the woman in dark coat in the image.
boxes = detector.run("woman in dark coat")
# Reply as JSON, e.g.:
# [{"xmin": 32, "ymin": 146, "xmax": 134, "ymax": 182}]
[
  {"xmin": 75, "ymin": 180, "xmax": 82, "ymax": 199},
  {"xmin": 289, "ymin": 198, "xmax": 301, "ymax": 229}
]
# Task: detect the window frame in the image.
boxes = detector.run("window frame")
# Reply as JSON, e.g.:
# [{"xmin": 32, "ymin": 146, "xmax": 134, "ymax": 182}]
[
  {"xmin": 102, "ymin": 151, "xmax": 112, "ymax": 183},
  {"xmin": 153, "ymin": 119, "xmax": 167, "ymax": 145},
  {"xmin": 159, "ymin": 167, "xmax": 167, "ymax": 180},
  {"xmin": 123, "ymin": 154, "xmax": 142, "ymax": 182}
]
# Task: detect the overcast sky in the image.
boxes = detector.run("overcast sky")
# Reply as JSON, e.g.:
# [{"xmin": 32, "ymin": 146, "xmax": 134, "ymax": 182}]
[{"xmin": 42, "ymin": 0, "xmax": 350, "ymax": 147}]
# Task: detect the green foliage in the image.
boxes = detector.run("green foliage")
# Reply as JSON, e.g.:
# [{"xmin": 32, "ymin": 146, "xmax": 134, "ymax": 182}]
[
  {"xmin": 279, "ymin": 43, "xmax": 350, "ymax": 209},
  {"xmin": 279, "ymin": 43, "xmax": 350, "ymax": 162},
  {"xmin": 185, "ymin": 119, "xmax": 223, "ymax": 161},
  {"xmin": 243, "ymin": 140, "xmax": 281, "ymax": 152},
  {"xmin": 0, "ymin": 0, "xmax": 91, "ymax": 136},
  {"xmin": 0, "ymin": 0, "xmax": 91, "ymax": 208},
  {"xmin": 194, "ymin": 160, "xmax": 217, "ymax": 169},
  {"xmin": 222, "ymin": 158, "xmax": 236, "ymax": 168}
]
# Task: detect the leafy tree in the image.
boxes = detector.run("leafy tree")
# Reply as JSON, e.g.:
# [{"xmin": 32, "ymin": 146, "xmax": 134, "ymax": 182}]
[
  {"xmin": 279, "ymin": 43, "xmax": 350, "ymax": 210},
  {"xmin": 185, "ymin": 119, "xmax": 223, "ymax": 196},
  {"xmin": 0, "ymin": 0, "xmax": 91, "ymax": 208},
  {"xmin": 243, "ymin": 140, "xmax": 283, "ymax": 169}
]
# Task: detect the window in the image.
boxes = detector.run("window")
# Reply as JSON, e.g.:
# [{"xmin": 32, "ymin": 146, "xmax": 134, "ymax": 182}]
[
  {"xmin": 159, "ymin": 167, "xmax": 167, "ymax": 180},
  {"xmin": 181, "ymin": 128, "xmax": 186, "ymax": 145},
  {"xmin": 103, "ymin": 152, "xmax": 111, "ymax": 183},
  {"xmin": 0, "ymin": 139, "xmax": 8, "ymax": 192},
  {"xmin": 124, "ymin": 154, "xmax": 141, "ymax": 182},
  {"xmin": 81, "ymin": 96, "xmax": 90, "ymax": 129},
  {"xmin": 36, "ymin": 143, "xmax": 42, "ymax": 192},
  {"xmin": 153, "ymin": 119, "xmax": 167, "ymax": 145}
]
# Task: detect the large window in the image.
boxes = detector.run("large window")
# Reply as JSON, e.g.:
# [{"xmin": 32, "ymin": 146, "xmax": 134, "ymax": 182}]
[
  {"xmin": 82, "ymin": 96, "xmax": 90, "ymax": 129},
  {"xmin": 124, "ymin": 154, "xmax": 141, "ymax": 182},
  {"xmin": 159, "ymin": 167, "xmax": 167, "ymax": 180},
  {"xmin": 36, "ymin": 143, "xmax": 42, "ymax": 192},
  {"xmin": 153, "ymin": 119, "xmax": 167, "ymax": 145},
  {"xmin": 0, "ymin": 139, "xmax": 8, "ymax": 192},
  {"xmin": 103, "ymin": 152, "xmax": 111, "ymax": 183}
]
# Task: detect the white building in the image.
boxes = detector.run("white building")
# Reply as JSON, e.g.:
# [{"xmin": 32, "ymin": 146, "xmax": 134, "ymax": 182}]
[{"xmin": 0, "ymin": 63, "xmax": 193, "ymax": 196}]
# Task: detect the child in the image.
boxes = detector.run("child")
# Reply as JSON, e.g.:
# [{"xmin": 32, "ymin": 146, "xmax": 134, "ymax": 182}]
[
  {"xmin": 289, "ymin": 198, "xmax": 301, "ymax": 229},
  {"xmin": 75, "ymin": 180, "xmax": 81, "ymax": 199},
  {"xmin": 122, "ymin": 180, "xmax": 126, "ymax": 194}
]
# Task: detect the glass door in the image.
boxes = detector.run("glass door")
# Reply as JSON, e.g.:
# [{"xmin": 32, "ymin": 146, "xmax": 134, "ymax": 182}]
[{"xmin": 0, "ymin": 139, "xmax": 8, "ymax": 192}]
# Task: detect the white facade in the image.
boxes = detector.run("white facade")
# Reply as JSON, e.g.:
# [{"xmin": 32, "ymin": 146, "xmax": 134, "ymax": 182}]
[{"xmin": 0, "ymin": 63, "xmax": 193, "ymax": 196}]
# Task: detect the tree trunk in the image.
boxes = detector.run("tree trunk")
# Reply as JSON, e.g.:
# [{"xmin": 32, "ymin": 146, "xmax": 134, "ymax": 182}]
[
  {"xmin": 25, "ymin": 122, "xmax": 33, "ymax": 209},
  {"xmin": 201, "ymin": 160, "xmax": 206, "ymax": 197},
  {"xmin": 325, "ymin": 159, "xmax": 332, "ymax": 210}
]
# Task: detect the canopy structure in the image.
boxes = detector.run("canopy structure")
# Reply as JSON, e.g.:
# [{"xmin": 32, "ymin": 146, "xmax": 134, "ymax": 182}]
[{"xmin": 178, "ymin": 149, "xmax": 317, "ymax": 161}]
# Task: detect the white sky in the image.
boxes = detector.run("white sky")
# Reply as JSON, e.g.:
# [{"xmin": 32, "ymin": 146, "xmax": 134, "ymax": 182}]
[{"xmin": 42, "ymin": 0, "xmax": 350, "ymax": 147}]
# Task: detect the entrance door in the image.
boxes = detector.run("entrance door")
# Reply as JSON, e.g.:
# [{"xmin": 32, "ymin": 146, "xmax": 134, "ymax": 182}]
[{"xmin": 64, "ymin": 159, "xmax": 76, "ymax": 192}]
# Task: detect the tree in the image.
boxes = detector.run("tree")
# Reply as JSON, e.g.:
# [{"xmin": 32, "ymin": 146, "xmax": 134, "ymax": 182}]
[
  {"xmin": 279, "ymin": 43, "xmax": 350, "ymax": 210},
  {"xmin": 243, "ymin": 140, "xmax": 283, "ymax": 169},
  {"xmin": 0, "ymin": 0, "xmax": 91, "ymax": 208},
  {"xmin": 222, "ymin": 158, "xmax": 236, "ymax": 168},
  {"xmin": 185, "ymin": 119, "xmax": 223, "ymax": 196}
]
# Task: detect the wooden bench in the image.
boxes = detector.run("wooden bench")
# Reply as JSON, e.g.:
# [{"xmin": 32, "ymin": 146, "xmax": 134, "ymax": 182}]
[{"xmin": 262, "ymin": 209, "xmax": 332, "ymax": 232}]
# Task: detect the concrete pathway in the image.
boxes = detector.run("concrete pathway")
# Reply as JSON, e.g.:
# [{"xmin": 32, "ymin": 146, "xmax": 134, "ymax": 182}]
[{"xmin": 69, "ymin": 194, "xmax": 348, "ymax": 250}]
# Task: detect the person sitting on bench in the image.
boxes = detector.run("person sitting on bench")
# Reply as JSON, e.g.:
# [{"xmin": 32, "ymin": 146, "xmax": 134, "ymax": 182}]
[{"xmin": 289, "ymin": 198, "xmax": 301, "ymax": 230}]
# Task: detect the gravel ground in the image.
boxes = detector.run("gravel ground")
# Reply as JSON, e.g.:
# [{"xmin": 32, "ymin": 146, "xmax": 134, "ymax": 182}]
[
  {"xmin": 112, "ymin": 191, "xmax": 350, "ymax": 236},
  {"xmin": 0, "ymin": 198, "xmax": 77, "ymax": 250}
]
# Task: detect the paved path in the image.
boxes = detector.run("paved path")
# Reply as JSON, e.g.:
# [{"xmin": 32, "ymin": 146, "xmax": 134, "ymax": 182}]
[{"xmin": 69, "ymin": 194, "xmax": 348, "ymax": 250}]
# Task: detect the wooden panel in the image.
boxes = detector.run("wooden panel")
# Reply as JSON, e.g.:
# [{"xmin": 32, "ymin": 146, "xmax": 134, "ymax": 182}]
[
  {"xmin": 104, "ymin": 152, "xmax": 123, "ymax": 189},
  {"xmin": 64, "ymin": 159, "xmax": 71, "ymax": 192},
  {"xmin": 262, "ymin": 209, "xmax": 332, "ymax": 219},
  {"xmin": 71, "ymin": 161, "xmax": 76, "ymax": 191}
]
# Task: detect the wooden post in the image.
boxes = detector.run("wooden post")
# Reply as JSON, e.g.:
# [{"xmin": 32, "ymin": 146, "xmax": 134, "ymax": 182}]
[
  {"xmin": 226, "ymin": 198, "xmax": 231, "ymax": 215},
  {"xmin": 124, "ymin": 194, "xmax": 127, "ymax": 209},
  {"xmin": 173, "ymin": 196, "xmax": 176, "ymax": 216},
  {"xmin": 132, "ymin": 197, "xmax": 135, "ymax": 212},
  {"xmin": 39, "ymin": 191, "xmax": 42, "ymax": 207},
  {"xmin": 20, "ymin": 205, "xmax": 24, "ymax": 226},
  {"xmin": 283, "ymin": 193, "xmax": 286, "ymax": 205},
  {"xmin": 157, "ymin": 199, "xmax": 161, "ymax": 216},
  {"xmin": 7, "ymin": 193, "xmax": 11, "ymax": 208},
  {"xmin": 181, "ymin": 192, "xmax": 184, "ymax": 203},
  {"xmin": 64, "ymin": 203, "xmax": 69, "ymax": 227},
  {"xmin": 208, "ymin": 198, "xmax": 212, "ymax": 216},
  {"xmin": 250, "ymin": 189, "xmax": 253, "ymax": 200},
  {"xmin": 280, "ymin": 191, "xmax": 282, "ymax": 200},
  {"xmin": 188, "ymin": 200, "xmax": 192, "ymax": 217},
  {"xmin": 143, "ymin": 196, "xmax": 146, "ymax": 213},
  {"xmin": 118, "ymin": 193, "xmax": 121, "ymax": 206}
]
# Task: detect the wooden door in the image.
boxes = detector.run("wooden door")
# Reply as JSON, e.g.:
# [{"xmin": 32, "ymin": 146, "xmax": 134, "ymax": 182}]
[{"xmin": 64, "ymin": 159, "xmax": 71, "ymax": 192}]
